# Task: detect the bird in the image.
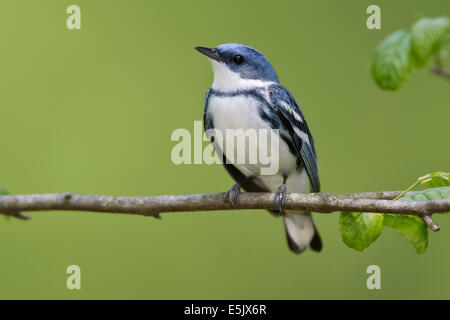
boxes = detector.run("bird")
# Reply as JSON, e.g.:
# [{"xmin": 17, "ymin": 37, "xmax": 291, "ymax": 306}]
[{"xmin": 195, "ymin": 43, "xmax": 322, "ymax": 254}]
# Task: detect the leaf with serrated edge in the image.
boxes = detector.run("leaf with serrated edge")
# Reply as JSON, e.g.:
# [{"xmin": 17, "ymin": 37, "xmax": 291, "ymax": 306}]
[
  {"xmin": 383, "ymin": 214, "xmax": 428, "ymax": 253},
  {"xmin": 339, "ymin": 212, "xmax": 384, "ymax": 251},
  {"xmin": 401, "ymin": 187, "xmax": 450, "ymax": 213},
  {"xmin": 384, "ymin": 187, "xmax": 450, "ymax": 253},
  {"xmin": 411, "ymin": 17, "xmax": 450, "ymax": 63},
  {"xmin": 371, "ymin": 30, "xmax": 416, "ymax": 90},
  {"xmin": 419, "ymin": 171, "xmax": 449, "ymax": 188}
]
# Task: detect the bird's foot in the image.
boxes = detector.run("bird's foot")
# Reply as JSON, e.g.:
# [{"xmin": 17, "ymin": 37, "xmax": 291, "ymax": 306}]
[
  {"xmin": 273, "ymin": 184, "xmax": 287, "ymax": 214},
  {"xmin": 224, "ymin": 183, "xmax": 241, "ymax": 207}
]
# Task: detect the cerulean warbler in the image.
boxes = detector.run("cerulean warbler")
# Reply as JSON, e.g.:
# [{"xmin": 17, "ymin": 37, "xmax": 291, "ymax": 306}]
[{"xmin": 196, "ymin": 43, "xmax": 322, "ymax": 254}]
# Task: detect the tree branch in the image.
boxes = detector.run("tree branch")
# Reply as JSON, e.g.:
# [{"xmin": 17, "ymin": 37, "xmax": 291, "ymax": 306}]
[
  {"xmin": 0, "ymin": 191, "xmax": 448, "ymax": 231},
  {"xmin": 432, "ymin": 65, "xmax": 450, "ymax": 80},
  {"xmin": 432, "ymin": 54, "xmax": 450, "ymax": 80}
]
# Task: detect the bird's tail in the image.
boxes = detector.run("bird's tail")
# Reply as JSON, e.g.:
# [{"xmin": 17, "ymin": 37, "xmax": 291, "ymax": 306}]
[{"xmin": 283, "ymin": 211, "xmax": 322, "ymax": 254}]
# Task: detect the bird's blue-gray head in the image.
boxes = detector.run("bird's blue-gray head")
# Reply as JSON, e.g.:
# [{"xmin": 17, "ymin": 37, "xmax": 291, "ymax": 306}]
[{"xmin": 195, "ymin": 43, "xmax": 279, "ymax": 91}]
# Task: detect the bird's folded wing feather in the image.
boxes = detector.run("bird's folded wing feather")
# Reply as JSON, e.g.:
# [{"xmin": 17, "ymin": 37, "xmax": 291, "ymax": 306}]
[{"xmin": 268, "ymin": 84, "xmax": 320, "ymax": 193}]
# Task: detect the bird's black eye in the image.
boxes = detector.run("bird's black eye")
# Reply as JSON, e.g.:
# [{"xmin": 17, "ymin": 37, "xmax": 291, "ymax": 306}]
[{"xmin": 232, "ymin": 54, "xmax": 244, "ymax": 65}]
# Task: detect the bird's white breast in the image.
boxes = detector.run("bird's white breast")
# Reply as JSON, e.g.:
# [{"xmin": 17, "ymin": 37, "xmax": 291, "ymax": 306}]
[
  {"xmin": 208, "ymin": 94, "xmax": 268, "ymax": 133},
  {"xmin": 207, "ymin": 91, "xmax": 298, "ymax": 187}
]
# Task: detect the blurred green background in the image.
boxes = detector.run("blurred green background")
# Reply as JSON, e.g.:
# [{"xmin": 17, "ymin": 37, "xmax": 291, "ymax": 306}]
[{"xmin": 0, "ymin": 0, "xmax": 449, "ymax": 299}]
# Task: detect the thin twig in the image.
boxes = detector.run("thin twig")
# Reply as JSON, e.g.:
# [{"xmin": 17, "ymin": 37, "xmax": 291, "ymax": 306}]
[
  {"xmin": 432, "ymin": 65, "xmax": 450, "ymax": 80},
  {"xmin": 432, "ymin": 55, "xmax": 450, "ymax": 80},
  {"xmin": 422, "ymin": 215, "xmax": 440, "ymax": 232},
  {"xmin": 1, "ymin": 210, "xmax": 30, "ymax": 220},
  {"xmin": 0, "ymin": 191, "xmax": 448, "ymax": 231}
]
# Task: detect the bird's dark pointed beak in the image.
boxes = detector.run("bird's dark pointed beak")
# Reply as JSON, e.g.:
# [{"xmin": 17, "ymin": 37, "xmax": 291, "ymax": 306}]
[{"xmin": 195, "ymin": 46, "xmax": 221, "ymax": 62}]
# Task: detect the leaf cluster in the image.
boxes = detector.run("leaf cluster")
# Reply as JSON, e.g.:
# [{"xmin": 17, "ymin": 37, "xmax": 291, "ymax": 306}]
[
  {"xmin": 340, "ymin": 172, "xmax": 450, "ymax": 253},
  {"xmin": 371, "ymin": 17, "xmax": 450, "ymax": 90}
]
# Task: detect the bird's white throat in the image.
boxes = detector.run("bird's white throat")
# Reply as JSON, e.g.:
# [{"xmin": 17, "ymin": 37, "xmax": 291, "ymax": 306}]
[{"xmin": 209, "ymin": 59, "xmax": 275, "ymax": 92}]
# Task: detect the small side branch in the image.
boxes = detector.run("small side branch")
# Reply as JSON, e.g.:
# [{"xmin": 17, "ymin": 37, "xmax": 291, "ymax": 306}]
[
  {"xmin": 432, "ymin": 54, "xmax": 450, "ymax": 80},
  {"xmin": 0, "ymin": 191, "xmax": 448, "ymax": 231},
  {"xmin": 432, "ymin": 65, "xmax": 450, "ymax": 80},
  {"xmin": 422, "ymin": 215, "xmax": 440, "ymax": 232}
]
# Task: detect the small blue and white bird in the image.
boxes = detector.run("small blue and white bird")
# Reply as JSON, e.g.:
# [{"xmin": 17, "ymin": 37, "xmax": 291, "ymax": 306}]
[{"xmin": 195, "ymin": 43, "xmax": 322, "ymax": 254}]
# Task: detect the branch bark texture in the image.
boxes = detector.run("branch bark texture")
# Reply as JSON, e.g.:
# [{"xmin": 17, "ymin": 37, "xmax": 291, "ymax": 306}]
[{"xmin": 0, "ymin": 191, "xmax": 448, "ymax": 231}]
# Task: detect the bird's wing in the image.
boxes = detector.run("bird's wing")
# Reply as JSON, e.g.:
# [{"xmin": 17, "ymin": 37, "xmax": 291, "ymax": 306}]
[
  {"xmin": 268, "ymin": 84, "xmax": 320, "ymax": 193},
  {"xmin": 203, "ymin": 89, "xmax": 213, "ymax": 132}
]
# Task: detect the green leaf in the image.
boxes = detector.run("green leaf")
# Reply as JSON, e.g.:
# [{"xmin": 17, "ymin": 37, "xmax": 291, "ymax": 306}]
[
  {"xmin": 0, "ymin": 187, "xmax": 8, "ymax": 196},
  {"xmin": 383, "ymin": 214, "xmax": 428, "ymax": 253},
  {"xmin": 393, "ymin": 171, "xmax": 449, "ymax": 200},
  {"xmin": 418, "ymin": 171, "xmax": 450, "ymax": 188},
  {"xmin": 440, "ymin": 36, "xmax": 450, "ymax": 58},
  {"xmin": 384, "ymin": 187, "xmax": 450, "ymax": 253},
  {"xmin": 411, "ymin": 17, "xmax": 450, "ymax": 63},
  {"xmin": 340, "ymin": 187, "xmax": 449, "ymax": 253},
  {"xmin": 371, "ymin": 30, "xmax": 416, "ymax": 90},
  {"xmin": 339, "ymin": 212, "xmax": 384, "ymax": 251},
  {"xmin": 400, "ymin": 186, "xmax": 450, "ymax": 207}
]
